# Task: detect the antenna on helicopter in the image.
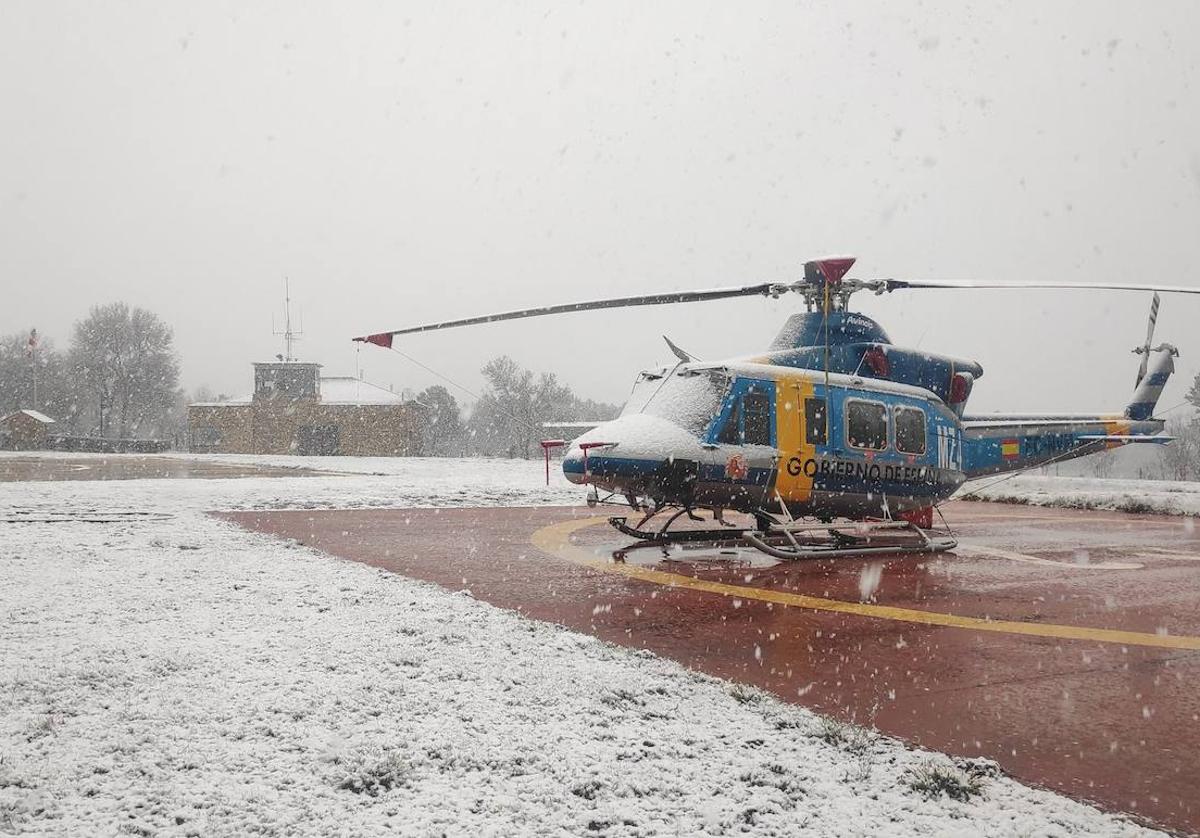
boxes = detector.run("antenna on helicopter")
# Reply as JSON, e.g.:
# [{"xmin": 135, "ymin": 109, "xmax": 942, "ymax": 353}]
[{"xmin": 663, "ymin": 336, "xmax": 699, "ymax": 363}]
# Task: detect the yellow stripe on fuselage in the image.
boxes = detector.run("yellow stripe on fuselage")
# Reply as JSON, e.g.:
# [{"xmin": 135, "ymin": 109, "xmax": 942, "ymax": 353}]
[
  {"xmin": 773, "ymin": 376, "xmax": 816, "ymax": 504},
  {"xmin": 1103, "ymin": 417, "xmax": 1131, "ymax": 449}
]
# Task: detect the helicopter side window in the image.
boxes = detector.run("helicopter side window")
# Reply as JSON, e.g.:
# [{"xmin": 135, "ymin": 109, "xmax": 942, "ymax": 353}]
[
  {"xmin": 804, "ymin": 398, "xmax": 827, "ymax": 446},
  {"xmin": 743, "ymin": 389, "xmax": 772, "ymax": 446},
  {"xmin": 846, "ymin": 399, "xmax": 888, "ymax": 451},
  {"xmin": 894, "ymin": 406, "xmax": 927, "ymax": 455}
]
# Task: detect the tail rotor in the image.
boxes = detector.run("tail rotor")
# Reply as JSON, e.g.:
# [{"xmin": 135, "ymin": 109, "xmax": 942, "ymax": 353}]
[{"xmin": 1134, "ymin": 292, "xmax": 1161, "ymax": 387}]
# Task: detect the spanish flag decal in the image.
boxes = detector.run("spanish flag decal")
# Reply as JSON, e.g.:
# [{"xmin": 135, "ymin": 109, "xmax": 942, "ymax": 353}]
[{"xmin": 1000, "ymin": 439, "xmax": 1020, "ymax": 460}]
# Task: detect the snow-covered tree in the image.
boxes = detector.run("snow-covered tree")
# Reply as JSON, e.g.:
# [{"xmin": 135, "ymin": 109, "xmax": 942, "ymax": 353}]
[
  {"xmin": 69, "ymin": 303, "xmax": 180, "ymax": 439},
  {"xmin": 415, "ymin": 385, "xmax": 464, "ymax": 456},
  {"xmin": 1159, "ymin": 415, "xmax": 1200, "ymax": 481},
  {"xmin": 0, "ymin": 331, "xmax": 80, "ymax": 428},
  {"xmin": 467, "ymin": 356, "xmax": 618, "ymax": 458}
]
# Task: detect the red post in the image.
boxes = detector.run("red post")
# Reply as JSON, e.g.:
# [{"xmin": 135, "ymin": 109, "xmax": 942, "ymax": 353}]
[
  {"xmin": 540, "ymin": 439, "xmax": 567, "ymax": 485},
  {"xmin": 577, "ymin": 441, "xmax": 614, "ymax": 483}
]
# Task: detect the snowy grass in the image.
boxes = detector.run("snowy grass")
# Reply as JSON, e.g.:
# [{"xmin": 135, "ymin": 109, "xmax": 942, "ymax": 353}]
[
  {"xmin": 0, "ymin": 456, "xmax": 1165, "ymax": 836},
  {"xmin": 959, "ymin": 474, "xmax": 1200, "ymax": 518},
  {"xmin": 903, "ymin": 760, "xmax": 991, "ymax": 803}
]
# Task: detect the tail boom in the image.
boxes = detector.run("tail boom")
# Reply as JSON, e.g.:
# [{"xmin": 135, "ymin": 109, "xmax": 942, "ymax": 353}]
[{"xmin": 961, "ymin": 416, "xmax": 1166, "ymax": 478}]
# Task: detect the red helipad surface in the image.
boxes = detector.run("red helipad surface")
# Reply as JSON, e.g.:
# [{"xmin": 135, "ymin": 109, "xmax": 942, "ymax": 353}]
[{"xmin": 220, "ymin": 501, "xmax": 1200, "ymax": 834}]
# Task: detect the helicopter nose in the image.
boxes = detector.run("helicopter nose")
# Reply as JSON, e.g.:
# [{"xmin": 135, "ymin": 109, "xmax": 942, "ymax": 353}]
[
  {"xmin": 562, "ymin": 453, "xmax": 587, "ymax": 484},
  {"xmin": 562, "ymin": 422, "xmax": 621, "ymax": 485},
  {"xmin": 561, "ymin": 413, "xmax": 708, "ymax": 489}
]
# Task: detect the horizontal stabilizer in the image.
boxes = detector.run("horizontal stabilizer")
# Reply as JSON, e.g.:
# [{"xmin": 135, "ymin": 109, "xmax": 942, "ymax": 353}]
[{"xmin": 1077, "ymin": 434, "xmax": 1174, "ymax": 444}]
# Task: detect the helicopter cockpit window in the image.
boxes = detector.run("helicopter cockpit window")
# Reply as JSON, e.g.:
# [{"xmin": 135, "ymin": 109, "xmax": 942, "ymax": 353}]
[
  {"xmin": 846, "ymin": 399, "xmax": 888, "ymax": 451},
  {"xmin": 894, "ymin": 405, "xmax": 927, "ymax": 455},
  {"xmin": 621, "ymin": 368, "xmax": 729, "ymax": 437},
  {"xmin": 717, "ymin": 398, "xmax": 741, "ymax": 444}
]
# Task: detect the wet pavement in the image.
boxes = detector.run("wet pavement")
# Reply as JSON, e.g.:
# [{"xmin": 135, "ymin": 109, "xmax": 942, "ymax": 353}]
[
  {"xmin": 0, "ymin": 455, "xmax": 324, "ymax": 482},
  {"xmin": 220, "ymin": 501, "xmax": 1200, "ymax": 834}
]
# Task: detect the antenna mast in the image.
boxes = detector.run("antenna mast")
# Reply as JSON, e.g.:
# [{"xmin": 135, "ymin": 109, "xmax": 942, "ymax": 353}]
[{"xmin": 273, "ymin": 278, "xmax": 303, "ymax": 361}]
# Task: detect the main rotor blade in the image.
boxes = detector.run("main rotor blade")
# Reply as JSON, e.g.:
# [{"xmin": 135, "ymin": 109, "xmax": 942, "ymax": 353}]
[
  {"xmin": 355, "ymin": 282, "xmax": 785, "ymax": 341},
  {"xmin": 875, "ymin": 279, "xmax": 1200, "ymax": 295}
]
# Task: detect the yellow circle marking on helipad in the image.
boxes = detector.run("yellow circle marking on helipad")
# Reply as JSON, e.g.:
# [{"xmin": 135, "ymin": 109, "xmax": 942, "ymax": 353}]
[{"xmin": 531, "ymin": 516, "xmax": 1200, "ymax": 652}]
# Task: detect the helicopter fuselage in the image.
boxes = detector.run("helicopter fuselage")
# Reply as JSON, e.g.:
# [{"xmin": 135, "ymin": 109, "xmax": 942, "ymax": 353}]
[
  {"xmin": 564, "ymin": 361, "xmax": 966, "ymax": 521},
  {"xmin": 563, "ymin": 358, "xmax": 1165, "ymax": 522}
]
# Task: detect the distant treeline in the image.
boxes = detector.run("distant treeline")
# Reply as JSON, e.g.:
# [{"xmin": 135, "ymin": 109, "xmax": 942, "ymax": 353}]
[
  {"xmin": 3, "ymin": 304, "xmax": 618, "ymax": 454},
  {"xmin": 1, "ymin": 303, "xmax": 181, "ymax": 440}
]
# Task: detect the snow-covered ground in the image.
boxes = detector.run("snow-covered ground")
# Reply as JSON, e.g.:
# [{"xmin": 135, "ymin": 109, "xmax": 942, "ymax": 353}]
[
  {"xmin": 2, "ymin": 451, "xmax": 582, "ymax": 511},
  {"xmin": 959, "ymin": 474, "xmax": 1200, "ymax": 517},
  {"xmin": 0, "ymin": 455, "xmax": 1163, "ymax": 836}
]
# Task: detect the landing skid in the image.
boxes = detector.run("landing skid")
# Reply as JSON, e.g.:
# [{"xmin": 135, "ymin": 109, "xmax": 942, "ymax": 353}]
[
  {"xmin": 744, "ymin": 520, "xmax": 956, "ymax": 560},
  {"xmin": 609, "ymin": 516, "xmax": 751, "ymax": 544},
  {"xmin": 607, "ymin": 514, "xmax": 955, "ymax": 560}
]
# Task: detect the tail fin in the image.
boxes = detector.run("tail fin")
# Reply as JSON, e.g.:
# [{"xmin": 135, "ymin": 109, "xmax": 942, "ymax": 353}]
[{"xmin": 1125, "ymin": 343, "xmax": 1178, "ymax": 420}]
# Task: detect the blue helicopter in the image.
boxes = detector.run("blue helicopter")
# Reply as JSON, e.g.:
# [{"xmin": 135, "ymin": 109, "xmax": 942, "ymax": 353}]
[{"xmin": 356, "ymin": 257, "xmax": 1196, "ymax": 558}]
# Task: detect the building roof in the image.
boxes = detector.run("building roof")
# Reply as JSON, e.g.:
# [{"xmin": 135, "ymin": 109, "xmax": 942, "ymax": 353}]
[
  {"xmin": 1, "ymin": 409, "xmax": 56, "ymax": 425},
  {"xmin": 190, "ymin": 376, "xmax": 407, "ymax": 407},
  {"xmin": 319, "ymin": 376, "xmax": 406, "ymax": 405}
]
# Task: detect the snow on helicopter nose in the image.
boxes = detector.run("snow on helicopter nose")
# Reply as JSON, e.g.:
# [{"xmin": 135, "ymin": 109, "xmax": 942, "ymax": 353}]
[
  {"xmin": 561, "ymin": 419, "xmax": 622, "ymax": 485},
  {"xmin": 561, "ymin": 414, "xmax": 713, "ymax": 487}
]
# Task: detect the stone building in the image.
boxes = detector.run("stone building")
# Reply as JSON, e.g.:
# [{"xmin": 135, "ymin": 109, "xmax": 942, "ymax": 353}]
[
  {"xmin": 0, "ymin": 409, "xmax": 56, "ymax": 450},
  {"xmin": 188, "ymin": 362, "xmax": 426, "ymax": 456}
]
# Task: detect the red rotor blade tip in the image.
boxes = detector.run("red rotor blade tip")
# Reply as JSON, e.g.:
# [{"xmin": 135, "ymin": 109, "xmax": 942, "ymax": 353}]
[{"xmin": 360, "ymin": 333, "xmax": 394, "ymax": 349}]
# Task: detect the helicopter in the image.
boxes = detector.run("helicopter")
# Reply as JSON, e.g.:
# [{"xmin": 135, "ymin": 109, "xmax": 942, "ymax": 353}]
[{"xmin": 354, "ymin": 256, "xmax": 1197, "ymax": 559}]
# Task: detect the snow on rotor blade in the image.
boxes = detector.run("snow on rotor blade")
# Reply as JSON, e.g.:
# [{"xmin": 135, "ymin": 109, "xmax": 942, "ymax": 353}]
[
  {"xmin": 877, "ymin": 279, "xmax": 1200, "ymax": 295},
  {"xmin": 353, "ymin": 282, "xmax": 785, "ymax": 340}
]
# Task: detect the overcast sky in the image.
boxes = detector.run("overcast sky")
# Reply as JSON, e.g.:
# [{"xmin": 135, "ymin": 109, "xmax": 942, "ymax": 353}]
[{"xmin": 3, "ymin": 1, "xmax": 1199, "ymax": 415}]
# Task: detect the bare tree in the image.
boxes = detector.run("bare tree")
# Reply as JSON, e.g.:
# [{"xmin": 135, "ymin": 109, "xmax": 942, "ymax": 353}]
[
  {"xmin": 1091, "ymin": 447, "xmax": 1115, "ymax": 479},
  {"xmin": 69, "ymin": 303, "xmax": 180, "ymax": 439}
]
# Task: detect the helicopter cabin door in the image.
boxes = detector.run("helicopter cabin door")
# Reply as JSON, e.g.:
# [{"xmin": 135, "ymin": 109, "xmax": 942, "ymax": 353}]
[
  {"xmin": 773, "ymin": 381, "xmax": 824, "ymax": 509},
  {"xmin": 708, "ymin": 377, "xmax": 777, "ymax": 508}
]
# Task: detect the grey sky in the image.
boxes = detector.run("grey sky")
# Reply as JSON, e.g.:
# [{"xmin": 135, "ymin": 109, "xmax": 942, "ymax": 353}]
[{"xmin": 3, "ymin": 1, "xmax": 1199, "ymax": 415}]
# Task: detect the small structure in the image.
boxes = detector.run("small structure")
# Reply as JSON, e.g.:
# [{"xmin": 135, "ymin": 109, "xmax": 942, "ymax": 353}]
[
  {"xmin": 541, "ymin": 420, "xmax": 604, "ymax": 448},
  {"xmin": 0, "ymin": 409, "xmax": 56, "ymax": 451},
  {"xmin": 188, "ymin": 362, "xmax": 426, "ymax": 456}
]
